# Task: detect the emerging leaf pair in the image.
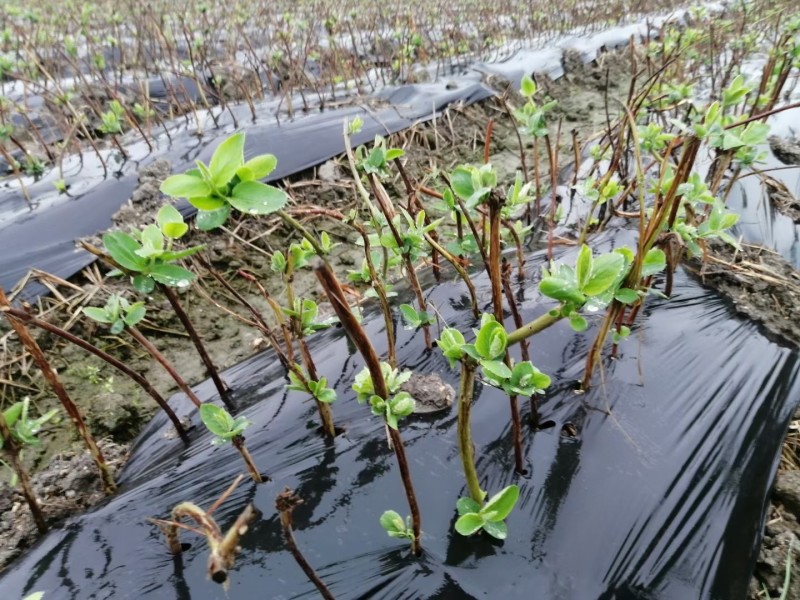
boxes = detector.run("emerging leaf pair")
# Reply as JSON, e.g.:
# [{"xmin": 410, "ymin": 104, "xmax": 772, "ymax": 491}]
[
  {"xmin": 287, "ymin": 368, "xmax": 337, "ymax": 405},
  {"xmin": 380, "ymin": 510, "xmax": 415, "ymax": 541}
]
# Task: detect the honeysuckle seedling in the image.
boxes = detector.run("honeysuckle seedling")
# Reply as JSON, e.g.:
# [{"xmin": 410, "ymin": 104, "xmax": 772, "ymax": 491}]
[
  {"xmin": 83, "ymin": 294, "xmax": 146, "ymax": 335},
  {"xmin": 638, "ymin": 123, "xmax": 676, "ymax": 155},
  {"xmin": 159, "ymin": 131, "xmax": 288, "ymax": 230},
  {"xmin": 0, "ymin": 398, "xmax": 54, "ymax": 534},
  {"xmin": 282, "ymin": 298, "xmax": 338, "ymax": 336},
  {"xmin": 380, "ymin": 510, "xmax": 415, "ymax": 542},
  {"xmin": 612, "ymin": 326, "xmax": 632, "ymax": 344},
  {"xmin": 347, "ymin": 250, "xmax": 399, "ymax": 296},
  {"xmin": 502, "ymin": 171, "xmax": 535, "ymax": 221},
  {"xmin": 687, "ymin": 97, "xmax": 770, "ymax": 168},
  {"xmin": 353, "ymin": 363, "xmax": 415, "ymax": 430},
  {"xmin": 199, "ymin": 403, "xmax": 263, "ymax": 483},
  {"xmin": 199, "ymin": 403, "xmax": 251, "ymax": 445},
  {"xmin": 514, "ymin": 75, "xmax": 557, "ymax": 138},
  {"xmin": 102, "ymin": 205, "xmax": 202, "ymax": 294},
  {"xmin": 0, "ymin": 397, "xmax": 58, "ymax": 452},
  {"xmin": 673, "ymin": 199, "xmax": 742, "ymax": 257},
  {"xmin": 272, "ymin": 233, "xmax": 336, "ymax": 275},
  {"xmin": 455, "ymin": 484, "xmax": 520, "ymax": 540},
  {"xmin": 450, "ymin": 163, "xmax": 496, "ymax": 209},
  {"xmin": 438, "ymin": 318, "xmax": 550, "ymax": 503},
  {"xmin": 98, "ymin": 100, "xmax": 125, "ymax": 135},
  {"xmin": 370, "ymin": 209, "xmax": 441, "ymax": 264},
  {"xmin": 399, "ymin": 304, "xmax": 434, "ymax": 330},
  {"xmin": 287, "ymin": 367, "xmax": 337, "ymax": 404},
  {"xmin": 538, "ymin": 244, "xmax": 665, "ymax": 330},
  {"xmin": 316, "ymin": 259, "xmax": 422, "ymax": 553},
  {"xmin": 271, "ymin": 233, "xmax": 339, "ymax": 437},
  {"xmin": 82, "ymin": 293, "xmax": 209, "ymax": 407},
  {"xmin": 355, "ymin": 135, "xmax": 405, "ymax": 179},
  {"xmin": 458, "ymin": 315, "xmax": 551, "ymax": 397}
]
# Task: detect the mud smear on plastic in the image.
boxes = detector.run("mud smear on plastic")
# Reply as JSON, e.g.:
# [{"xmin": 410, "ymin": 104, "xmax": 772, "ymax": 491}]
[{"xmin": 1, "ymin": 237, "xmax": 797, "ymax": 599}]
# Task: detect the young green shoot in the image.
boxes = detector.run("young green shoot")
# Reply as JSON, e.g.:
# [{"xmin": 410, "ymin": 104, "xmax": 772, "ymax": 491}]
[
  {"xmin": 160, "ymin": 131, "xmax": 288, "ymax": 230},
  {"xmin": 455, "ymin": 484, "xmax": 520, "ymax": 540},
  {"xmin": 199, "ymin": 403, "xmax": 263, "ymax": 483},
  {"xmin": 0, "ymin": 398, "xmax": 57, "ymax": 533}
]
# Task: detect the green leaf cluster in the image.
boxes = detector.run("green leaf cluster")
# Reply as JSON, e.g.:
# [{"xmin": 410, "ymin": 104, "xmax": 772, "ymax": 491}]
[
  {"xmin": 272, "ymin": 233, "xmax": 335, "ymax": 274},
  {"xmin": 439, "ymin": 316, "xmax": 551, "ymax": 397},
  {"xmin": 675, "ymin": 199, "xmax": 741, "ymax": 256},
  {"xmin": 199, "ymin": 403, "xmax": 251, "ymax": 446},
  {"xmin": 450, "ymin": 164, "xmax": 496, "ymax": 209},
  {"xmin": 379, "ymin": 510, "xmax": 415, "ymax": 541},
  {"xmin": 399, "ymin": 304, "xmax": 434, "ymax": 330},
  {"xmin": 82, "ymin": 294, "xmax": 146, "ymax": 334},
  {"xmin": 103, "ymin": 205, "xmax": 201, "ymax": 294},
  {"xmin": 282, "ymin": 298, "xmax": 338, "ymax": 336},
  {"xmin": 287, "ymin": 368, "xmax": 337, "ymax": 404},
  {"xmin": 355, "ymin": 135, "xmax": 405, "ymax": 178},
  {"xmin": 160, "ymin": 132, "xmax": 287, "ymax": 231},
  {"xmin": 514, "ymin": 75, "xmax": 557, "ymax": 138},
  {"xmin": 98, "ymin": 99, "xmax": 125, "ymax": 135},
  {"xmin": 0, "ymin": 398, "xmax": 58, "ymax": 450},
  {"xmin": 455, "ymin": 484, "xmax": 519, "ymax": 540},
  {"xmin": 352, "ymin": 363, "xmax": 415, "ymax": 430},
  {"xmin": 539, "ymin": 244, "xmax": 638, "ymax": 324}
]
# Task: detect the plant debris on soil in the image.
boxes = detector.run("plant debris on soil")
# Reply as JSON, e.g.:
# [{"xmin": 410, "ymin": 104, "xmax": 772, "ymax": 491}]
[{"xmin": 688, "ymin": 241, "xmax": 800, "ymax": 348}]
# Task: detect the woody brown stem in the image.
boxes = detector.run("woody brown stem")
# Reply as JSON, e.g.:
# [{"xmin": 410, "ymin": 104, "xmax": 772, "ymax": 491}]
[
  {"xmin": 276, "ymin": 488, "xmax": 336, "ymax": 600},
  {"xmin": 127, "ymin": 326, "xmax": 203, "ymax": 408},
  {"xmin": 394, "ymin": 159, "xmax": 440, "ymax": 276},
  {"xmin": 231, "ymin": 435, "xmax": 264, "ymax": 483},
  {"xmin": 489, "ymin": 196, "xmax": 524, "ymax": 473},
  {"xmin": 314, "ymin": 260, "xmax": 422, "ymax": 555},
  {"xmin": 354, "ymin": 225, "xmax": 397, "ymax": 367},
  {"xmin": 160, "ymin": 285, "xmax": 232, "ymax": 410},
  {"xmin": 367, "ymin": 173, "xmax": 431, "ymax": 350}
]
